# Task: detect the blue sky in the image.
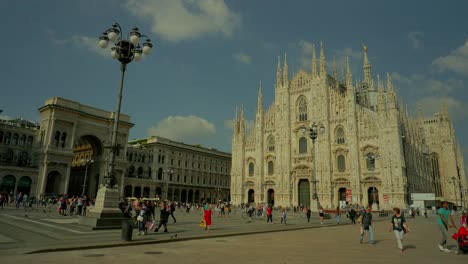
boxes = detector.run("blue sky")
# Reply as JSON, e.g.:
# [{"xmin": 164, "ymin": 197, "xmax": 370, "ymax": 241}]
[{"xmin": 1, "ymin": 1, "xmax": 468, "ymax": 169}]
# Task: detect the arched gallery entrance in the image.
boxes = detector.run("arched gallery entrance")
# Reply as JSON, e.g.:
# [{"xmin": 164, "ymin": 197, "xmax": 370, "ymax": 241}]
[
  {"xmin": 0, "ymin": 175, "xmax": 16, "ymax": 194},
  {"xmin": 45, "ymin": 171, "xmax": 62, "ymax": 195},
  {"xmin": 17, "ymin": 176, "xmax": 32, "ymax": 195},
  {"xmin": 298, "ymin": 179, "xmax": 310, "ymax": 207},
  {"xmin": 68, "ymin": 135, "xmax": 103, "ymax": 197}
]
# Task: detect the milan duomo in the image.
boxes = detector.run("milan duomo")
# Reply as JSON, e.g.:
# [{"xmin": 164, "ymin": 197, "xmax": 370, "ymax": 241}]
[{"xmin": 230, "ymin": 44, "xmax": 467, "ymax": 211}]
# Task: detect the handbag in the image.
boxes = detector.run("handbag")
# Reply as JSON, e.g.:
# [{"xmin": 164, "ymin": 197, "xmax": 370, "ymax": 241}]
[
  {"xmin": 199, "ymin": 219, "xmax": 206, "ymax": 228},
  {"xmin": 137, "ymin": 215, "xmax": 144, "ymax": 222}
]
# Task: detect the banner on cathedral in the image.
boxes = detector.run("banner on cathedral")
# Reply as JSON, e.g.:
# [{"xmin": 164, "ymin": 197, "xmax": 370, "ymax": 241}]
[{"xmin": 346, "ymin": 189, "xmax": 352, "ymax": 202}]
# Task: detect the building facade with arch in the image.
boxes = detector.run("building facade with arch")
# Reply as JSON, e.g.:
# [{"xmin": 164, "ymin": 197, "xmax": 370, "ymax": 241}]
[
  {"xmin": 230, "ymin": 45, "xmax": 467, "ymax": 210},
  {"xmin": 0, "ymin": 118, "xmax": 39, "ymax": 196},
  {"xmin": 125, "ymin": 136, "xmax": 231, "ymax": 204}
]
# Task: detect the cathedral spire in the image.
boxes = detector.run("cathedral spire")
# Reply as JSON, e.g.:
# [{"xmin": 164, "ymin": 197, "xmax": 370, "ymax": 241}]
[
  {"xmin": 332, "ymin": 56, "xmax": 338, "ymax": 81},
  {"xmin": 257, "ymin": 80, "xmax": 263, "ymax": 113},
  {"xmin": 311, "ymin": 44, "xmax": 318, "ymax": 79},
  {"xmin": 276, "ymin": 56, "xmax": 282, "ymax": 88},
  {"xmin": 363, "ymin": 44, "xmax": 372, "ymax": 85},
  {"xmin": 233, "ymin": 106, "xmax": 239, "ymax": 137},
  {"xmin": 239, "ymin": 105, "xmax": 245, "ymax": 135},
  {"xmin": 320, "ymin": 42, "xmax": 326, "ymax": 78},
  {"xmin": 386, "ymin": 72, "xmax": 394, "ymax": 92},
  {"xmin": 346, "ymin": 57, "xmax": 353, "ymax": 87},
  {"xmin": 283, "ymin": 53, "xmax": 289, "ymax": 86}
]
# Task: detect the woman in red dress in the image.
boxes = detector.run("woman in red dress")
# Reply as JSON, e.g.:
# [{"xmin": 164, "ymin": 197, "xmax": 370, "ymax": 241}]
[{"xmin": 203, "ymin": 202, "xmax": 212, "ymax": 231}]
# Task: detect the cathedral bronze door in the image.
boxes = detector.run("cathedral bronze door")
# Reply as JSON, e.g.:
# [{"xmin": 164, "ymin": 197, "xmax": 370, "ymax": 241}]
[
  {"xmin": 368, "ymin": 187, "xmax": 379, "ymax": 206},
  {"xmin": 298, "ymin": 179, "xmax": 310, "ymax": 207},
  {"xmin": 267, "ymin": 189, "xmax": 275, "ymax": 206},
  {"xmin": 248, "ymin": 189, "xmax": 255, "ymax": 203}
]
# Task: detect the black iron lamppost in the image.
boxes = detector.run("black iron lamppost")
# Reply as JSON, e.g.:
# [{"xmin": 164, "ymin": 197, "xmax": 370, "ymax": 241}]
[
  {"xmin": 81, "ymin": 158, "xmax": 94, "ymax": 197},
  {"xmin": 98, "ymin": 23, "xmax": 152, "ymax": 187},
  {"xmin": 307, "ymin": 122, "xmax": 325, "ymax": 210},
  {"xmin": 163, "ymin": 169, "xmax": 174, "ymax": 200}
]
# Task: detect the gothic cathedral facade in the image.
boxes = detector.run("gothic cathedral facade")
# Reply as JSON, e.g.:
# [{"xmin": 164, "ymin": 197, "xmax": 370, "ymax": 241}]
[{"xmin": 230, "ymin": 44, "xmax": 467, "ymax": 210}]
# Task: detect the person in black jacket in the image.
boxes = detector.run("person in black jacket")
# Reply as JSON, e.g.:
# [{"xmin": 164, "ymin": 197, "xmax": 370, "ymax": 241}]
[
  {"xmin": 155, "ymin": 202, "xmax": 170, "ymax": 233},
  {"xmin": 359, "ymin": 207, "xmax": 374, "ymax": 244},
  {"xmin": 349, "ymin": 208, "xmax": 357, "ymax": 224}
]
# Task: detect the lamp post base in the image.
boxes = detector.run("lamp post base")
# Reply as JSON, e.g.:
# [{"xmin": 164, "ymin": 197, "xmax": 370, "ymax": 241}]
[
  {"xmin": 371, "ymin": 203, "xmax": 379, "ymax": 211},
  {"xmin": 79, "ymin": 185, "xmax": 125, "ymax": 229},
  {"xmin": 310, "ymin": 200, "xmax": 319, "ymax": 212}
]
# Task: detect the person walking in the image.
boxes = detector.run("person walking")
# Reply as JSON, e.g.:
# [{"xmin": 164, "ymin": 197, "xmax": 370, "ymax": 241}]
[
  {"xmin": 389, "ymin": 207, "xmax": 408, "ymax": 252},
  {"xmin": 155, "ymin": 202, "xmax": 169, "ymax": 233},
  {"xmin": 169, "ymin": 202, "xmax": 177, "ymax": 223},
  {"xmin": 359, "ymin": 207, "xmax": 374, "ymax": 244},
  {"xmin": 349, "ymin": 207, "xmax": 357, "ymax": 224},
  {"xmin": 266, "ymin": 205, "xmax": 273, "ymax": 224},
  {"xmin": 203, "ymin": 202, "xmax": 212, "ymax": 231},
  {"xmin": 281, "ymin": 209, "xmax": 287, "ymax": 225},
  {"xmin": 318, "ymin": 206, "xmax": 324, "ymax": 224},
  {"xmin": 306, "ymin": 207, "xmax": 311, "ymax": 223},
  {"xmin": 335, "ymin": 206, "xmax": 341, "ymax": 224},
  {"xmin": 437, "ymin": 201, "xmax": 457, "ymax": 253}
]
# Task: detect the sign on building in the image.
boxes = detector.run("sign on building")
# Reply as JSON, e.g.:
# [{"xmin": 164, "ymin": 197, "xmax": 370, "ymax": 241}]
[{"xmin": 411, "ymin": 193, "xmax": 435, "ymax": 201}]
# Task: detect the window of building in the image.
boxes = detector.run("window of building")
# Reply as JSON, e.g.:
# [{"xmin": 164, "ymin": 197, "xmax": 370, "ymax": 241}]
[
  {"xmin": 177, "ymin": 174, "xmax": 180, "ymax": 182},
  {"xmin": 137, "ymin": 167, "xmax": 143, "ymax": 177},
  {"xmin": 268, "ymin": 161, "xmax": 274, "ymax": 175},
  {"xmin": 267, "ymin": 136, "xmax": 275, "ymax": 152},
  {"xmin": 171, "ymin": 158, "xmax": 174, "ymax": 165},
  {"xmin": 158, "ymin": 168, "xmax": 163, "ymax": 180},
  {"xmin": 298, "ymin": 96, "xmax": 308, "ymax": 121},
  {"xmin": 61, "ymin": 132, "xmax": 67, "ymax": 148},
  {"xmin": 12, "ymin": 133, "xmax": 18, "ymax": 145},
  {"xmin": 248, "ymin": 162, "xmax": 254, "ymax": 176},
  {"xmin": 185, "ymin": 161, "xmax": 188, "ymax": 167},
  {"xmin": 0, "ymin": 131, "xmax": 3, "ymax": 143},
  {"xmin": 53, "ymin": 131, "xmax": 60, "ymax": 147},
  {"xmin": 184, "ymin": 175, "xmax": 187, "ymax": 183},
  {"xmin": 299, "ymin": 137, "xmax": 307, "ymax": 154},
  {"xmin": 19, "ymin": 135, "xmax": 26, "ymax": 147},
  {"xmin": 366, "ymin": 153, "xmax": 376, "ymax": 170},
  {"xmin": 162, "ymin": 155, "xmax": 165, "ymax": 164},
  {"xmin": 337, "ymin": 155, "xmax": 346, "ymax": 172},
  {"xmin": 336, "ymin": 126, "xmax": 345, "ymax": 144}
]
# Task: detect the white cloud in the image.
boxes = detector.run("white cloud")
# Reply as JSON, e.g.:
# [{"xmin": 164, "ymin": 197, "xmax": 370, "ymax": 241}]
[
  {"xmin": 148, "ymin": 115, "xmax": 216, "ymax": 143},
  {"xmin": 125, "ymin": 0, "xmax": 241, "ymax": 42},
  {"xmin": 432, "ymin": 39, "xmax": 468, "ymax": 76},
  {"xmin": 46, "ymin": 29, "xmax": 111, "ymax": 57},
  {"xmin": 391, "ymin": 72, "xmax": 464, "ymax": 94},
  {"xmin": 417, "ymin": 96, "xmax": 468, "ymax": 120},
  {"xmin": 233, "ymin": 52, "xmax": 252, "ymax": 64},
  {"xmin": 408, "ymin": 31, "xmax": 424, "ymax": 49}
]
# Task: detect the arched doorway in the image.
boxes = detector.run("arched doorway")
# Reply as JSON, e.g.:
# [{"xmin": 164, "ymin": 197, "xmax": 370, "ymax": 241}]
[
  {"xmin": 155, "ymin": 187, "xmax": 162, "ymax": 197},
  {"xmin": 45, "ymin": 171, "xmax": 61, "ymax": 195},
  {"xmin": 248, "ymin": 189, "xmax": 255, "ymax": 204},
  {"xmin": 124, "ymin": 185, "xmax": 132, "ymax": 198},
  {"xmin": 194, "ymin": 190, "xmax": 200, "ymax": 203},
  {"xmin": 69, "ymin": 135, "xmax": 103, "ymax": 197},
  {"xmin": 181, "ymin": 189, "xmax": 187, "ymax": 203},
  {"xmin": 143, "ymin": 187, "xmax": 150, "ymax": 198},
  {"xmin": 188, "ymin": 190, "xmax": 194, "ymax": 203},
  {"xmin": 338, "ymin": 188, "xmax": 346, "ymax": 208},
  {"xmin": 298, "ymin": 179, "xmax": 310, "ymax": 207},
  {"xmin": 0, "ymin": 175, "xmax": 16, "ymax": 194},
  {"xmin": 134, "ymin": 186, "xmax": 142, "ymax": 198},
  {"xmin": 267, "ymin": 189, "xmax": 275, "ymax": 206},
  {"xmin": 368, "ymin": 187, "xmax": 379, "ymax": 207},
  {"xmin": 17, "ymin": 176, "xmax": 32, "ymax": 195}
]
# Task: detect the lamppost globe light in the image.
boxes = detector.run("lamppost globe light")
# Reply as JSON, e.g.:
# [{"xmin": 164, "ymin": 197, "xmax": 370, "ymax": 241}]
[
  {"xmin": 107, "ymin": 30, "xmax": 119, "ymax": 43},
  {"xmin": 142, "ymin": 42, "xmax": 153, "ymax": 55},
  {"xmin": 134, "ymin": 50, "xmax": 142, "ymax": 61},
  {"xmin": 111, "ymin": 47, "xmax": 118, "ymax": 59},
  {"xmin": 129, "ymin": 27, "xmax": 141, "ymax": 45},
  {"xmin": 98, "ymin": 36, "xmax": 109, "ymax": 49}
]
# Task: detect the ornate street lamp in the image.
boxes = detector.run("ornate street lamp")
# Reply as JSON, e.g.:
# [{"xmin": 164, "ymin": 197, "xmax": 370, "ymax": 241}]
[
  {"xmin": 307, "ymin": 122, "xmax": 325, "ymax": 211},
  {"xmin": 81, "ymin": 158, "xmax": 94, "ymax": 197},
  {"xmin": 79, "ymin": 23, "xmax": 153, "ymax": 228},
  {"xmin": 98, "ymin": 23, "xmax": 152, "ymax": 187}
]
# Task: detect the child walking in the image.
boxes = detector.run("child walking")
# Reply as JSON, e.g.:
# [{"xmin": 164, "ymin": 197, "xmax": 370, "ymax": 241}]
[{"xmin": 281, "ymin": 209, "xmax": 287, "ymax": 225}]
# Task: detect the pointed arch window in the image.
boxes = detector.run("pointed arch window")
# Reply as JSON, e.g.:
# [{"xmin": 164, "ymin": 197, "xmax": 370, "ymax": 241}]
[
  {"xmin": 299, "ymin": 137, "xmax": 307, "ymax": 154},
  {"xmin": 337, "ymin": 155, "xmax": 346, "ymax": 172},
  {"xmin": 267, "ymin": 136, "xmax": 275, "ymax": 152},
  {"xmin": 248, "ymin": 162, "xmax": 254, "ymax": 176},
  {"xmin": 336, "ymin": 127, "xmax": 345, "ymax": 144},
  {"xmin": 298, "ymin": 96, "xmax": 308, "ymax": 121},
  {"xmin": 268, "ymin": 161, "xmax": 274, "ymax": 175}
]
